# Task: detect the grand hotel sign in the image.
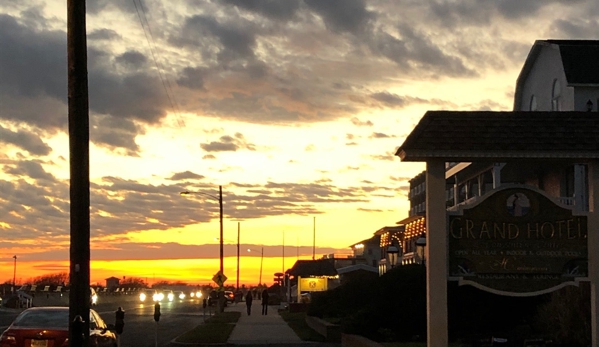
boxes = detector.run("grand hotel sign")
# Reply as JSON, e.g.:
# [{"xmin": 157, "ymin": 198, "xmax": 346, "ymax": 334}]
[{"xmin": 448, "ymin": 186, "xmax": 588, "ymax": 296}]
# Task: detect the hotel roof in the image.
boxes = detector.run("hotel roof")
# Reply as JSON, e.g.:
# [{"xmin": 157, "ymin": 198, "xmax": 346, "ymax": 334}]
[{"xmin": 395, "ymin": 111, "xmax": 599, "ymax": 162}]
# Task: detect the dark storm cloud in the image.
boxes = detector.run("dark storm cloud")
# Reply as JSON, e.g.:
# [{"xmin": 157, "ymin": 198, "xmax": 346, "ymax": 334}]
[
  {"xmin": 88, "ymin": 28, "xmax": 121, "ymax": 41},
  {"xmin": 201, "ymin": 140, "xmax": 238, "ymax": 152},
  {"xmin": 24, "ymin": 241, "xmax": 343, "ymax": 262},
  {"xmin": 304, "ymin": 0, "xmax": 374, "ymax": 35},
  {"xmin": 550, "ymin": 19, "xmax": 596, "ymax": 38},
  {"xmin": 0, "ymin": 178, "xmax": 69, "ymax": 240},
  {"xmin": 220, "ymin": 0, "xmax": 301, "ymax": 21},
  {"xmin": 176, "ymin": 67, "xmax": 208, "ymax": 90},
  {"xmin": 0, "ymin": 15, "xmax": 67, "ymax": 114},
  {"xmin": 168, "ymin": 171, "xmax": 205, "ymax": 181},
  {"xmin": 88, "ymin": 71, "xmax": 167, "ymax": 124},
  {"xmin": 350, "ymin": 118, "xmax": 373, "ymax": 127},
  {"xmin": 0, "ymin": 126, "xmax": 51, "ymax": 155},
  {"xmin": 3, "ymin": 160, "xmax": 56, "ymax": 181},
  {"xmin": 115, "ymin": 50, "xmax": 148, "ymax": 69},
  {"xmin": 369, "ymin": 132, "xmax": 394, "ymax": 139},
  {"xmin": 494, "ymin": 0, "xmax": 548, "ymax": 19},
  {"xmin": 176, "ymin": 15, "xmax": 257, "ymax": 64},
  {"xmin": 199, "ymin": 134, "xmax": 256, "ymax": 153},
  {"xmin": 90, "ymin": 116, "xmax": 142, "ymax": 155},
  {"xmin": 370, "ymin": 92, "xmax": 411, "ymax": 107},
  {"xmin": 86, "ymin": 0, "xmax": 139, "ymax": 16},
  {"xmin": 369, "ymin": 25, "xmax": 476, "ymax": 78},
  {"xmin": 0, "ymin": 13, "xmax": 168, "ymax": 153}
]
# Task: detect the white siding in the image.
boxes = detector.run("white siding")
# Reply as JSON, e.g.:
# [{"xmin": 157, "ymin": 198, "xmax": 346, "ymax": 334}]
[{"xmin": 518, "ymin": 45, "xmax": 573, "ymax": 111}]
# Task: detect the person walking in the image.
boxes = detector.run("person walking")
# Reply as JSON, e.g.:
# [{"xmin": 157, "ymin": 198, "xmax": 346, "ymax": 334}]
[
  {"xmin": 261, "ymin": 289, "xmax": 269, "ymax": 315},
  {"xmin": 245, "ymin": 291, "xmax": 253, "ymax": 315}
]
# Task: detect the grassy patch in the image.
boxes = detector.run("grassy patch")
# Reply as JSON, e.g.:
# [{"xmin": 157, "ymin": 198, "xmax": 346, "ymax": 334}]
[
  {"xmin": 278, "ymin": 310, "xmax": 326, "ymax": 342},
  {"xmin": 174, "ymin": 311, "xmax": 241, "ymax": 344}
]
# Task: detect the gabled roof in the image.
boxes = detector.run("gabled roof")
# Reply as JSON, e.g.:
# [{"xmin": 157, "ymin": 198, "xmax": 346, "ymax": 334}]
[
  {"xmin": 547, "ymin": 40, "xmax": 599, "ymax": 85},
  {"xmin": 395, "ymin": 111, "xmax": 599, "ymax": 162},
  {"xmin": 374, "ymin": 226, "xmax": 404, "ymax": 235},
  {"xmin": 396, "ymin": 214, "xmax": 425, "ymax": 225},
  {"xmin": 287, "ymin": 259, "xmax": 338, "ymax": 277},
  {"xmin": 514, "ymin": 40, "xmax": 599, "ymax": 109}
]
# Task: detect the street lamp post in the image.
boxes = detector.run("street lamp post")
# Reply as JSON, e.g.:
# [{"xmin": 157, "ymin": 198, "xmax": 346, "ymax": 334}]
[
  {"xmin": 180, "ymin": 186, "xmax": 224, "ymax": 276},
  {"xmin": 180, "ymin": 186, "xmax": 224, "ymax": 313},
  {"xmin": 12, "ymin": 255, "xmax": 17, "ymax": 293},
  {"xmin": 247, "ymin": 247, "xmax": 264, "ymax": 285}
]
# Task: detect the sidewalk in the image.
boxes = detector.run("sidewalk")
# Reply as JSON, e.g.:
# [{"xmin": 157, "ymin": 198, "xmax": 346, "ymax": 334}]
[{"xmin": 226, "ymin": 303, "xmax": 306, "ymax": 346}]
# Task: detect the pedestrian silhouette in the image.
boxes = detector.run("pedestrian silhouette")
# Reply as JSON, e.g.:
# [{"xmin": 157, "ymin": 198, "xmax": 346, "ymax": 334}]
[
  {"xmin": 245, "ymin": 291, "xmax": 253, "ymax": 315},
  {"xmin": 261, "ymin": 289, "xmax": 269, "ymax": 315}
]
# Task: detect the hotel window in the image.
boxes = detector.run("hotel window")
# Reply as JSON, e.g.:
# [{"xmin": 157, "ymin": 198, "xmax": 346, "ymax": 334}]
[
  {"xmin": 552, "ymin": 79, "xmax": 561, "ymax": 111},
  {"xmin": 529, "ymin": 95, "xmax": 537, "ymax": 111}
]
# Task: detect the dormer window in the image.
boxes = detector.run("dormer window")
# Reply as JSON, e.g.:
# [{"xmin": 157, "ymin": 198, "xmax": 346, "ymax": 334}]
[
  {"xmin": 529, "ymin": 95, "xmax": 537, "ymax": 111},
  {"xmin": 552, "ymin": 79, "xmax": 561, "ymax": 111}
]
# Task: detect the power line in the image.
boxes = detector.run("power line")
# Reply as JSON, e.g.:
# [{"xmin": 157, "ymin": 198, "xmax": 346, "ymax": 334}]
[{"xmin": 133, "ymin": 0, "xmax": 185, "ymax": 128}]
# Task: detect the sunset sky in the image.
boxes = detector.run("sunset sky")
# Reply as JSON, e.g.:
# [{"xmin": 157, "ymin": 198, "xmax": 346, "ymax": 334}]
[{"xmin": 1, "ymin": 0, "xmax": 597, "ymax": 287}]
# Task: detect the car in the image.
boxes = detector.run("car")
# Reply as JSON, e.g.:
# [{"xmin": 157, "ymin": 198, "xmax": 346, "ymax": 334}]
[
  {"xmin": 139, "ymin": 289, "xmax": 164, "ymax": 302},
  {"xmin": 224, "ymin": 291, "xmax": 235, "ymax": 303},
  {"xmin": 174, "ymin": 291, "xmax": 186, "ymax": 300},
  {"xmin": 0, "ymin": 306, "xmax": 117, "ymax": 347},
  {"xmin": 90, "ymin": 287, "xmax": 98, "ymax": 306}
]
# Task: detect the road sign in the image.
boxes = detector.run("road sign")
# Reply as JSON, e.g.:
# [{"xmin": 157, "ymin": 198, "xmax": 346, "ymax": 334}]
[{"xmin": 212, "ymin": 271, "xmax": 227, "ymax": 287}]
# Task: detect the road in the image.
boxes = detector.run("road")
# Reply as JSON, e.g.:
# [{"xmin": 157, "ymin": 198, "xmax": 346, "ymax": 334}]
[{"xmin": 0, "ymin": 294, "xmax": 213, "ymax": 347}]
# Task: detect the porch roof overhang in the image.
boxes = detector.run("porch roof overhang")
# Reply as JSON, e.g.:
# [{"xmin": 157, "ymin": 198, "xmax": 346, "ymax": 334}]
[{"xmin": 395, "ymin": 111, "xmax": 599, "ymax": 162}]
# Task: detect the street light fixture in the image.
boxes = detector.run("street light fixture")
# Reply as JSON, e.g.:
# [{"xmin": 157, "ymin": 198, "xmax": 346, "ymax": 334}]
[
  {"xmin": 247, "ymin": 247, "xmax": 264, "ymax": 285},
  {"xmin": 180, "ymin": 186, "xmax": 224, "ymax": 276}
]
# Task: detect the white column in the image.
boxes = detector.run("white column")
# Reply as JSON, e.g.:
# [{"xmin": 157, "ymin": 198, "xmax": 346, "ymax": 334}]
[
  {"xmin": 478, "ymin": 174, "xmax": 483, "ymax": 196},
  {"xmin": 453, "ymin": 181, "xmax": 458, "ymax": 206},
  {"xmin": 574, "ymin": 164, "xmax": 587, "ymax": 211},
  {"xmin": 426, "ymin": 161, "xmax": 448, "ymax": 347},
  {"xmin": 588, "ymin": 160, "xmax": 599, "ymax": 346},
  {"xmin": 492, "ymin": 163, "xmax": 503, "ymax": 189}
]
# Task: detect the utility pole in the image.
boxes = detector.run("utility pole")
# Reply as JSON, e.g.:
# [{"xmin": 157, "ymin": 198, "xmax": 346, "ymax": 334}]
[
  {"xmin": 12, "ymin": 256, "xmax": 16, "ymax": 293},
  {"xmin": 68, "ymin": 1, "xmax": 91, "ymax": 346},
  {"xmin": 237, "ymin": 222, "xmax": 240, "ymax": 291},
  {"xmin": 219, "ymin": 185, "xmax": 223, "ymax": 274},
  {"xmin": 313, "ymin": 217, "xmax": 316, "ymax": 260}
]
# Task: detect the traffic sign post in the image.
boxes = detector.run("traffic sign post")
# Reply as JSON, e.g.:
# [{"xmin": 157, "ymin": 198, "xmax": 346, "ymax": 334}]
[
  {"xmin": 212, "ymin": 271, "xmax": 228, "ymax": 287},
  {"xmin": 213, "ymin": 271, "xmax": 228, "ymax": 313}
]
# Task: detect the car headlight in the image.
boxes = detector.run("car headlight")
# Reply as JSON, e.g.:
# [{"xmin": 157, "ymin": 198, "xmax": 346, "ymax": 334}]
[
  {"xmin": 92, "ymin": 294, "xmax": 98, "ymax": 305},
  {"xmin": 196, "ymin": 291, "xmax": 202, "ymax": 298},
  {"xmin": 168, "ymin": 293, "xmax": 174, "ymax": 301},
  {"xmin": 140, "ymin": 293, "xmax": 147, "ymax": 301},
  {"xmin": 179, "ymin": 293, "xmax": 185, "ymax": 300},
  {"xmin": 0, "ymin": 333, "xmax": 16, "ymax": 342},
  {"xmin": 190, "ymin": 292, "xmax": 195, "ymax": 297}
]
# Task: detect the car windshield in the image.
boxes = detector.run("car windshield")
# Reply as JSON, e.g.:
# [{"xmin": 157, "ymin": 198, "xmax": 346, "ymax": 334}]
[{"xmin": 13, "ymin": 309, "xmax": 70, "ymax": 329}]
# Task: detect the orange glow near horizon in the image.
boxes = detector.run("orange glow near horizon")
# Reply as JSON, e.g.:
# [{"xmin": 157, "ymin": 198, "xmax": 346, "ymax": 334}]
[{"xmin": 0, "ymin": 255, "xmax": 312, "ymax": 288}]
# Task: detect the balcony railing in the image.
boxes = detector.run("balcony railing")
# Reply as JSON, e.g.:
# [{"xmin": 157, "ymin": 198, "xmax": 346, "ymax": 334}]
[{"xmin": 558, "ymin": 197, "xmax": 575, "ymax": 206}]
